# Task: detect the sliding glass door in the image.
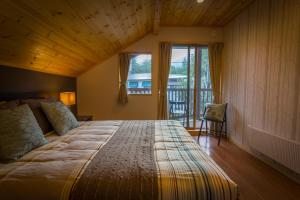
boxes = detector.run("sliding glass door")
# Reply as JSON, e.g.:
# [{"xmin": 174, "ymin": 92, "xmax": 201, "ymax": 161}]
[{"xmin": 167, "ymin": 45, "xmax": 212, "ymax": 129}]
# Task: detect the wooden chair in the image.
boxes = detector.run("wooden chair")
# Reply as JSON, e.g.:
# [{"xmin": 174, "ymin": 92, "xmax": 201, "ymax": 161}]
[{"xmin": 197, "ymin": 103, "xmax": 228, "ymax": 146}]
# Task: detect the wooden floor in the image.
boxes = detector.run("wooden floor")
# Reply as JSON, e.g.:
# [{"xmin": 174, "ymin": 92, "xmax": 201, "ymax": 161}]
[{"xmin": 194, "ymin": 136, "xmax": 300, "ymax": 200}]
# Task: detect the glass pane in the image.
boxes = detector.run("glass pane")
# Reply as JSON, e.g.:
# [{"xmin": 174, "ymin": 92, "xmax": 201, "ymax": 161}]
[
  {"xmin": 196, "ymin": 47, "xmax": 213, "ymax": 129},
  {"xmin": 167, "ymin": 46, "xmax": 196, "ymax": 128},
  {"xmin": 127, "ymin": 54, "xmax": 152, "ymax": 94},
  {"xmin": 168, "ymin": 46, "xmax": 212, "ymax": 130},
  {"xmin": 168, "ymin": 47, "xmax": 188, "ymax": 126},
  {"xmin": 188, "ymin": 47, "xmax": 195, "ymax": 128}
]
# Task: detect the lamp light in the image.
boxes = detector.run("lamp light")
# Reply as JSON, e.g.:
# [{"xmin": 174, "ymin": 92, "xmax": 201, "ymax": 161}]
[
  {"xmin": 60, "ymin": 92, "xmax": 76, "ymax": 106},
  {"xmin": 197, "ymin": 0, "xmax": 205, "ymax": 3}
]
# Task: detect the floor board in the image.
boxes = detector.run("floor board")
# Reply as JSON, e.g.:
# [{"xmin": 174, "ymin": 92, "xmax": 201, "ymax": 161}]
[{"xmin": 193, "ymin": 136, "xmax": 300, "ymax": 200}]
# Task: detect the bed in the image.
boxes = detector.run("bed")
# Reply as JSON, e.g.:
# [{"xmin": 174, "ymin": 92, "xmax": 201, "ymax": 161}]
[{"xmin": 0, "ymin": 120, "xmax": 238, "ymax": 200}]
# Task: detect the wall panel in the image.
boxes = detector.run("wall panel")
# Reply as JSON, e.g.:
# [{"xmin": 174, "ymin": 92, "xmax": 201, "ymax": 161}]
[{"xmin": 223, "ymin": 0, "xmax": 300, "ymax": 146}]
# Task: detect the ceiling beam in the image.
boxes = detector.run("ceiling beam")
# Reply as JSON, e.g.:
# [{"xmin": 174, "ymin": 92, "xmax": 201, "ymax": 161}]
[{"xmin": 153, "ymin": 0, "xmax": 160, "ymax": 35}]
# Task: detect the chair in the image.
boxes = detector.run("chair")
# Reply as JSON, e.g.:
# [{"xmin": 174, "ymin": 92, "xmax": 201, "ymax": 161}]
[{"xmin": 197, "ymin": 103, "xmax": 227, "ymax": 146}]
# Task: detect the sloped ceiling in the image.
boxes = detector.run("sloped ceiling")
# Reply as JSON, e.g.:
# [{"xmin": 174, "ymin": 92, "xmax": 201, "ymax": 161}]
[{"xmin": 0, "ymin": 0, "xmax": 253, "ymax": 77}]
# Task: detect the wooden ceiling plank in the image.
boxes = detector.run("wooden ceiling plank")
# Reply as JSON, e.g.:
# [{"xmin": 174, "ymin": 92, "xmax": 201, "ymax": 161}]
[
  {"xmin": 2, "ymin": 0, "xmax": 100, "ymax": 61},
  {"xmin": 0, "ymin": 57, "xmax": 78, "ymax": 76},
  {"xmin": 74, "ymin": 0, "xmax": 133, "ymax": 52},
  {"xmin": 133, "ymin": 0, "xmax": 142, "ymax": 39},
  {"xmin": 0, "ymin": 45, "xmax": 86, "ymax": 74},
  {"xmin": 180, "ymin": 1, "xmax": 197, "ymax": 26},
  {"xmin": 142, "ymin": 0, "xmax": 153, "ymax": 35},
  {"xmin": 64, "ymin": 0, "xmax": 118, "ymax": 55},
  {"xmin": 153, "ymin": 0, "xmax": 160, "ymax": 34},
  {"xmin": 194, "ymin": 0, "xmax": 222, "ymax": 26},
  {"xmin": 216, "ymin": 0, "xmax": 254, "ymax": 25},
  {"xmin": 160, "ymin": 0, "xmax": 254, "ymax": 27},
  {"xmin": 198, "ymin": 0, "xmax": 230, "ymax": 25},
  {"xmin": 9, "ymin": 0, "xmax": 97, "ymax": 60},
  {"xmin": 14, "ymin": 0, "xmax": 106, "ymax": 57},
  {"xmin": 0, "ymin": 14, "xmax": 95, "ymax": 69},
  {"xmin": 0, "ymin": 0, "xmax": 255, "ymax": 76}
]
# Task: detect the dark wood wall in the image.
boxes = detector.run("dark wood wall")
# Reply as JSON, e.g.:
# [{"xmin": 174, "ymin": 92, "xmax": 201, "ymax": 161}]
[{"xmin": 0, "ymin": 66, "xmax": 76, "ymax": 111}]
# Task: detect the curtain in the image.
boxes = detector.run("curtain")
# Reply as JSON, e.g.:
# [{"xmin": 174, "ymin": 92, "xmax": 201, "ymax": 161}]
[
  {"xmin": 118, "ymin": 53, "xmax": 131, "ymax": 105},
  {"xmin": 208, "ymin": 43, "xmax": 224, "ymax": 134},
  {"xmin": 209, "ymin": 43, "xmax": 224, "ymax": 104},
  {"xmin": 157, "ymin": 42, "xmax": 172, "ymax": 119}
]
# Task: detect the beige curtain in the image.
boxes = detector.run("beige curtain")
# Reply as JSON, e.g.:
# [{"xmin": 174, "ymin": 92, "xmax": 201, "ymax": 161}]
[
  {"xmin": 118, "ymin": 53, "xmax": 131, "ymax": 105},
  {"xmin": 209, "ymin": 43, "xmax": 224, "ymax": 104},
  {"xmin": 208, "ymin": 43, "xmax": 224, "ymax": 134},
  {"xmin": 157, "ymin": 42, "xmax": 172, "ymax": 119}
]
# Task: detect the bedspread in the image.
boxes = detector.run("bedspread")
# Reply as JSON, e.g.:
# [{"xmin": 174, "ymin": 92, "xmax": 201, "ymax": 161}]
[{"xmin": 0, "ymin": 120, "xmax": 238, "ymax": 200}]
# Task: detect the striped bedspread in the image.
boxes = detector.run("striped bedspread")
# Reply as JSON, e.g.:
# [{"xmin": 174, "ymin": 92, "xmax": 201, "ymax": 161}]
[
  {"xmin": 154, "ymin": 120, "xmax": 237, "ymax": 200},
  {"xmin": 0, "ymin": 120, "xmax": 238, "ymax": 200}
]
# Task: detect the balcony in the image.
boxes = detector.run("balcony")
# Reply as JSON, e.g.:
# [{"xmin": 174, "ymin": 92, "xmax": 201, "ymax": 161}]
[
  {"xmin": 167, "ymin": 88, "xmax": 213, "ymax": 128},
  {"xmin": 128, "ymin": 87, "xmax": 213, "ymax": 128}
]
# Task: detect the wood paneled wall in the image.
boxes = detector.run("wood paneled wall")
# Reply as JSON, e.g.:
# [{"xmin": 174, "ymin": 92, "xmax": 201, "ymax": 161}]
[{"xmin": 223, "ymin": 0, "xmax": 300, "ymax": 146}]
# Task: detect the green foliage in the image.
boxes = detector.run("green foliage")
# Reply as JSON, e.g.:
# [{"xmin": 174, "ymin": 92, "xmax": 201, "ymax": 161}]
[
  {"xmin": 129, "ymin": 49, "xmax": 211, "ymax": 89},
  {"xmin": 169, "ymin": 48, "xmax": 211, "ymax": 89},
  {"xmin": 130, "ymin": 56, "xmax": 151, "ymax": 74},
  {"xmin": 200, "ymin": 49, "xmax": 211, "ymax": 88}
]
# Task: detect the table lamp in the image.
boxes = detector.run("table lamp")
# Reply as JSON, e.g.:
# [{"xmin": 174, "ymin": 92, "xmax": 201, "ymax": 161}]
[{"xmin": 60, "ymin": 92, "xmax": 76, "ymax": 107}]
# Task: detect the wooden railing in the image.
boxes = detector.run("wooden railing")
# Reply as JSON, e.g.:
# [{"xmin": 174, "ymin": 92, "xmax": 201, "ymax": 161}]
[
  {"xmin": 196, "ymin": 88, "xmax": 214, "ymax": 117},
  {"xmin": 167, "ymin": 88, "xmax": 213, "ymax": 120},
  {"xmin": 127, "ymin": 87, "xmax": 213, "ymax": 120},
  {"xmin": 127, "ymin": 88, "xmax": 151, "ymax": 94}
]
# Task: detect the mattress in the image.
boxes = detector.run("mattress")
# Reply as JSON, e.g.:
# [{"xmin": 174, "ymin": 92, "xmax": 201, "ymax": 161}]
[{"xmin": 0, "ymin": 120, "xmax": 238, "ymax": 200}]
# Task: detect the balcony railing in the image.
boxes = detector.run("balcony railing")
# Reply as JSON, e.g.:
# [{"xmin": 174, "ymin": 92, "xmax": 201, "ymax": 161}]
[
  {"xmin": 127, "ymin": 87, "xmax": 213, "ymax": 120},
  {"xmin": 127, "ymin": 88, "xmax": 151, "ymax": 94},
  {"xmin": 167, "ymin": 88, "xmax": 213, "ymax": 121}
]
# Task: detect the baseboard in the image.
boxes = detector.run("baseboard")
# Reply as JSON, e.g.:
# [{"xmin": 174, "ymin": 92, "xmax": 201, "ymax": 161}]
[
  {"xmin": 229, "ymin": 138, "xmax": 300, "ymax": 184},
  {"xmin": 187, "ymin": 129, "xmax": 200, "ymax": 136}
]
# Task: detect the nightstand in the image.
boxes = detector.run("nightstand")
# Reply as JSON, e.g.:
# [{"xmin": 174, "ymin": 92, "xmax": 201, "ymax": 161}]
[{"xmin": 77, "ymin": 115, "xmax": 93, "ymax": 121}]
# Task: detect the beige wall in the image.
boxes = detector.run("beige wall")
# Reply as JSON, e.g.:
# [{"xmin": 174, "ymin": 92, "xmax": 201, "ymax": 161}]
[
  {"xmin": 77, "ymin": 27, "xmax": 223, "ymax": 120},
  {"xmin": 222, "ymin": 0, "xmax": 300, "ymax": 147}
]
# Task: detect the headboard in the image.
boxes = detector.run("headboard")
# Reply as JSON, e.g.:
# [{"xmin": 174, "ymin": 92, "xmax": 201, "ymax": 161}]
[{"xmin": 0, "ymin": 66, "xmax": 77, "ymax": 112}]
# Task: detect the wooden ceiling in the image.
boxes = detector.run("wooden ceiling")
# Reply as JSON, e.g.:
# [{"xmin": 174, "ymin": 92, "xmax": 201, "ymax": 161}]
[
  {"xmin": 0, "ymin": 0, "xmax": 253, "ymax": 77},
  {"xmin": 161, "ymin": 0, "xmax": 254, "ymax": 26}
]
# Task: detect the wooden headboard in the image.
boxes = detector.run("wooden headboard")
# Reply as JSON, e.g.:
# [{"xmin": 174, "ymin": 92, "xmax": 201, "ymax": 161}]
[{"xmin": 0, "ymin": 66, "xmax": 76, "ymax": 112}]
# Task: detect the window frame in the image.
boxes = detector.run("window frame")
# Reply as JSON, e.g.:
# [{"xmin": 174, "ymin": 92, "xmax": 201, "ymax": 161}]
[
  {"xmin": 126, "ymin": 52, "xmax": 153, "ymax": 96},
  {"xmin": 168, "ymin": 43, "xmax": 211, "ymax": 130}
]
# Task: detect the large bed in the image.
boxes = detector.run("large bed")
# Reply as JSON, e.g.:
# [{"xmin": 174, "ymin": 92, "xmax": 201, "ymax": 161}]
[{"xmin": 0, "ymin": 120, "xmax": 238, "ymax": 200}]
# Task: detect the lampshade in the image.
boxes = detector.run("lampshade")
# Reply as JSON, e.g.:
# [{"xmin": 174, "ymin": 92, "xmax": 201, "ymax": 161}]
[{"xmin": 60, "ymin": 92, "xmax": 76, "ymax": 106}]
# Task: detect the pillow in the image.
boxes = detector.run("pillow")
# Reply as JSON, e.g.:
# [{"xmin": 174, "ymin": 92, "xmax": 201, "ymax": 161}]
[
  {"xmin": 0, "ymin": 104, "xmax": 48, "ymax": 162},
  {"xmin": 205, "ymin": 103, "xmax": 227, "ymax": 122},
  {"xmin": 41, "ymin": 102, "xmax": 79, "ymax": 135},
  {"xmin": 20, "ymin": 99, "xmax": 54, "ymax": 134},
  {"xmin": 0, "ymin": 100, "xmax": 19, "ymax": 109}
]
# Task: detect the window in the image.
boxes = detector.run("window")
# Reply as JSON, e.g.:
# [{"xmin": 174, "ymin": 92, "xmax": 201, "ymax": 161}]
[
  {"xmin": 127, "ymin": 54, "xmax": 152, "ymax": 94},
  {"xmin": 168, "ymin": 45, "xmax": 212, "ymax": 129}
]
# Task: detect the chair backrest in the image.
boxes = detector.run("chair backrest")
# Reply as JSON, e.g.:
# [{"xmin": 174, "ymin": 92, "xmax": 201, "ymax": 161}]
[{"xmin": 204, "ymin": 103, "xmax": 227, "ymax": 122}]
